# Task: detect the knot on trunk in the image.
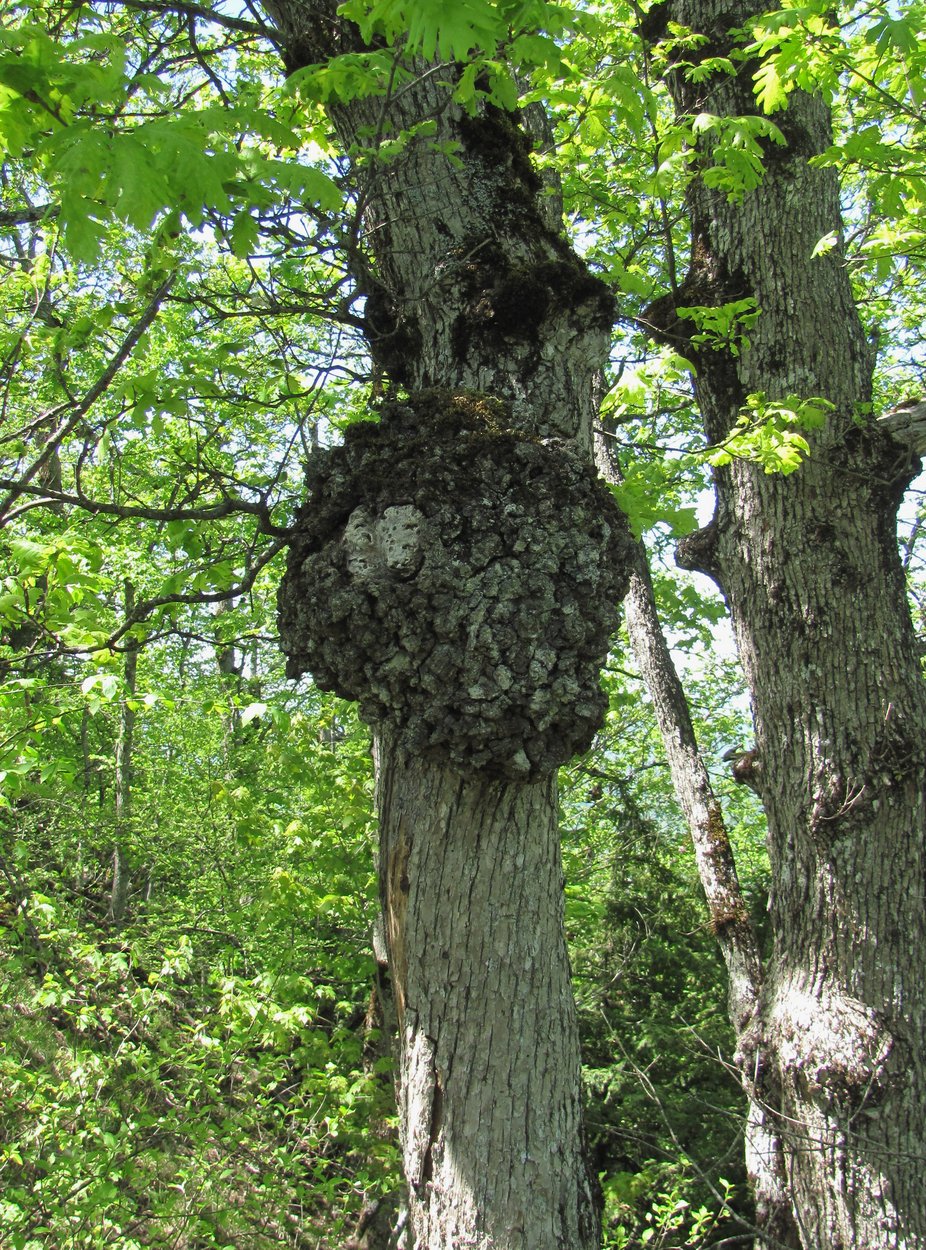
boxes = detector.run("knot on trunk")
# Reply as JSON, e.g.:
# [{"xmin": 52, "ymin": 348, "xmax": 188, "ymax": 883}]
[
  {"xmin": 878, "ymin": 397, "xmax": 926, "ymax": 463},
  {"xmin": 675, "ymin": 517, "xmax": 724, "ymax": 589},
  {"xmin": 450, "ymin": 241, "xmax": 616, "ymax": 358},
  {"xmin": 768, "ymin": 985, "xmax": 897, "ymax": 1111},
  {"xmin": 278, "ymin": 390, "xmax": 634, "ymax": 780}
]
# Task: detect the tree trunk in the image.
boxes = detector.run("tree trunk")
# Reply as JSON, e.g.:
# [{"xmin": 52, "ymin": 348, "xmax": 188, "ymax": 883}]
[
  {"xmin": 375, "ymin": 730, "xmax": 598, "ymax": 1247},
  {"xmin": 266, "ymin": 4, "xmax": 633, "ymax": 1244},
  {"xmin": 652, "ymin": 3, "xmax": 926, "ymax": 1241},
  {"xmin": 607, "ymin": 509, "xmax": 798, "ymax": 1245}
]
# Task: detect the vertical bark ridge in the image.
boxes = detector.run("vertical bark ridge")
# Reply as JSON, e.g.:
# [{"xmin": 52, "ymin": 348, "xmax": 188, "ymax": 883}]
[{"xmin": 109, "ymin": 579, "xmax": 137, "ymax": 926}]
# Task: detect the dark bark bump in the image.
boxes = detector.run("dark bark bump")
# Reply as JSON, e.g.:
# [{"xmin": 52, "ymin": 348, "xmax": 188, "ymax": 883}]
[
  {"xmin": 279, "ymin": 391, "xmax": 634, "ymax": 779},
  {"xmin": 675, "ymin": 515, "xmax": 725, "ymax": 589}
]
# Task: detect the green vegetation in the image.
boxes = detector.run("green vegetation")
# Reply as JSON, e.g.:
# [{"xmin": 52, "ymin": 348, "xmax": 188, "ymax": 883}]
[
  {"xmin": 2, "ymin": 0, "xmax": 924, "ymax": 1244},
  {"xmin": 1, "ymin": 611, "xmax": 765, "ymax": 1247}
]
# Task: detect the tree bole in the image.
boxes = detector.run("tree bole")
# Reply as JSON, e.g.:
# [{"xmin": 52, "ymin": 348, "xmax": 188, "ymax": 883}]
[
  {"xmin": 266, "ymin": 3, "xmax": 631, "ymax": 1242},
  {"xmin": 654, "ymin": 0, "xmax": 926, "ymax": 1240},
  {"xmin": 375, "ymin": 732, "xmax": 599, "ymax": 1248}
]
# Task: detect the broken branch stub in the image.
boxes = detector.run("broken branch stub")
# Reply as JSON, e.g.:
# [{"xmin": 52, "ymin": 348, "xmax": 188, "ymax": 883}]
[{"xmin": 278, "ymin": 392, "xmax": 634, "ymax": 780}]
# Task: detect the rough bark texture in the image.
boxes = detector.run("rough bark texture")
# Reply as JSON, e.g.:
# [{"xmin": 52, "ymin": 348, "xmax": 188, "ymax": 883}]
[
  {"xmin": 264, "ymin": 3, "xmax": 615, "ymax": 452},
  {"xmin": 279, "ymin": 394, "xmax": 632, "ymax": 780},
  {"xmin": 264, "ymin": 3, "xmax": 628, "ymax": 1244},
  {"xmin": 108, "ymin": 579, "xmax": 137, "ymax": 926},
  {"xmin": 651, "ymin": 3, "xmax": 926, "ymax": 1243},
  {"xmin": 597, "ymin": 486, "xmax": 798, "ymax": 1244},
  {"xmin": 375, "ymin": 732, "xmax": 599, "ymax": 1248}
]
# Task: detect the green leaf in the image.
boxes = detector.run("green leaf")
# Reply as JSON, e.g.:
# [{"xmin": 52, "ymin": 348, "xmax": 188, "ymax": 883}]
[
  {"xmin": 754, "ymin": 60, "xmax": 788, "ymax": 113},
  {"xmin": 230, "ymin": 210, "xmax": 259, "ymax": 258},
  {"xmin": 9, "ymin": 538, "xmax": 51, "ymax": 573},
  {"xmin": 811, "ymin": 231, "xmax": 838, "ymax": 258}
]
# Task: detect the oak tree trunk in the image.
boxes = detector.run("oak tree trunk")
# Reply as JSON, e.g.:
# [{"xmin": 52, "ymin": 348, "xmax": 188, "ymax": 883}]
[
  {"xmin": 375, "ymin": 731, "xmax": 597, "ymax": 1247},
  {"xmin": 267, "ymin": 5, "xmax": 631, "ymax": 1244},
  {"xmin": 651, "ymin": 3, "xmax": 926, "ymax": 1241}
]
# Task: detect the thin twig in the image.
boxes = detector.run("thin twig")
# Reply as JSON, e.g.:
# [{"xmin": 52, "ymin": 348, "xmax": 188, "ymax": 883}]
[{"xmin": 0, "ymin": 276, "xmax": 176, "ymax": 525}]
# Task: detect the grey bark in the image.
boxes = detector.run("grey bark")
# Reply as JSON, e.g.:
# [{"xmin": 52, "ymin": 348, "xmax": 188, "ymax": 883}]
[
  {"xmin": 265, "ymin": 3, "xmax": 628, "ymax": 1244},
  {"xmin": 374, "ymin": 731, "xmax": 598, "ymax": 1248},
  {"xmin": 649, "ymin": 3, "xmax": 926, "ymax": 1242},
  {"xmin": 593, "ymin": 432, "xmax": 797, "ymax": 1242},
  {"xmin": 215, "ymin": 596, "xmax": 241, "ymax": 678}
]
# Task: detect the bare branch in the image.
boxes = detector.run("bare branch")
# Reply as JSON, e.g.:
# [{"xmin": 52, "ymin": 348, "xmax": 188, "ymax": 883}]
[
  {"xmin": 0, "ymin": 478, "xmax": 291, "ymax": 537},
  {"xmin": 0, "ymin": 205, "xmax": 59, "ymax": 227},
  {"xmin": 95, "ymin": 0, "xmax": 278, "ymax": 41},
  {"xmin": 0, "ymin": 276, "xmax": 175, "ymax": 526}
]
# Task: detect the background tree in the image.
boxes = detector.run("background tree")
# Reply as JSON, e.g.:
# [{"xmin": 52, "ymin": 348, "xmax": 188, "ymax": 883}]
[{"xmin": 635, "ymin": 0, "xmax": 926, "ymax": 1240}]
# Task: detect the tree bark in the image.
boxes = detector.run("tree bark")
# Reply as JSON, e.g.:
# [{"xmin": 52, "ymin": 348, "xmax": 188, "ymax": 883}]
[
  {"xmin": 603, "ymin": 505, "xmax": 798, "ymax": 1245},
  {"xmin": 651, "ymin": 4, "xmax": 926, "ymax": 1241},
  {"xmin": 375, "ymin": 731, "xmax": 598, "ymax": 1248},
  {"xmin": 108, "ymin": 579, "xmax": 137, "ymax": 925},
  {"xmin": 265, "ymin": 4, "xmax": 628, "ymax": 1244}
]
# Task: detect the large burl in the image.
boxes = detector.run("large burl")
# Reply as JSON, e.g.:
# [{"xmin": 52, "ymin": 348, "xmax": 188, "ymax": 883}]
[{"xmin": 278, "ymin": 391, "xmax": 634, "ymax": 780}]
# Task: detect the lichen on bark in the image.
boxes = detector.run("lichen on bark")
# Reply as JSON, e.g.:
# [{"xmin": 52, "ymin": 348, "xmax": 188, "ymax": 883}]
[{"xmin": 278, "ymin": 390, "xmax": 634, "ymax": 780}]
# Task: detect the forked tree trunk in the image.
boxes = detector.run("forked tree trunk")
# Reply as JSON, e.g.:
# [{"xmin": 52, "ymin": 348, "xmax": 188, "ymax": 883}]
[
  {"xmin": 650, "ymin": 2, "xmax": 926, "ymax": 1241},
  {"xmin": 267, "ymin": 4, "xmax": 629, "ymax": 1244}
]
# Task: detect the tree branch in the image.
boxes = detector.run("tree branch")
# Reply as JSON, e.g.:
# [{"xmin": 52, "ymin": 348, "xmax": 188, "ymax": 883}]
[
  {"xmin": 0, "ymin": 205, "xmax": 59, "ymax": 227},
  {"xmin": 0, "ymin": 478, "xmax": 291, "ymax": 537},
  {"xmin": 0, "ymin": 275, "xmax": 175, "ymax": 526},
  {"xmin": 879, "ymin": 397, "xmax": 926, "ymax": 458},
  {"xmin": 95, "ymin": 0, "xmax": 277, "ymax": 40},
  {"xmin": 101, "ymin": 535, "xmax": 289, "ymax": 651}
]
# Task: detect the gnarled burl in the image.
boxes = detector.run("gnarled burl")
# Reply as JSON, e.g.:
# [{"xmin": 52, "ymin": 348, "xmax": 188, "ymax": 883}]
[{"xmin": 278, "ymin": 390, "xmax": 634, "ymax": 780}]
